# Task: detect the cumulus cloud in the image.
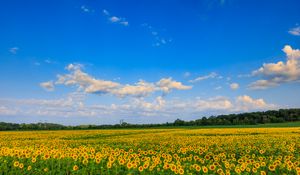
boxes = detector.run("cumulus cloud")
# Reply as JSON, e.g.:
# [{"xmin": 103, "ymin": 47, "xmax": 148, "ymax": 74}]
[
  {"xmin": 131, "ymin": 96, "xmax": 166, "ymax": 111},
  {"xmin": 44, "ymin": 64, "xmax": 191, "ymax": 98},
  {"xmin": 40, "ymin": 81, "xmax": 55, "ymax": 91},
  {"xmin": 103, "ymin": 9, "xmax": 129, "ymax": 26},
  {"xmin": 0, "ymin": 94, "xmax": 276, "ymax": 122},
  {"xmin": 194, "ymin": 96, "xmax": 233, "ymax": 111},
  {"xmin": 249, "ymin": 45, "xmax": 300, "ymax": 89},
  {"xmin": 235, "ymin": 95, "xmax": 274, "ymax": 111},
  {"xmin": 288, "ymin": 26, "xmax": 300, "ymax": 36},
  {"xmin": 9, "ymin": 47, "xmax": 19, "ymax": 54},
  {"xmin": 156, "ymin": 78, "xmax": 192, "ymax": 93},
  {"xmin": 111, "ymin": 80, "xmax": 155, "ymax": 98},
  {"xmin": 189, "ymin": 72, "xmax": 218, "ymax": 83},
  {"xmin": 56, "ymin": 64, "xmax": 120, "ymax": 94},
  {"xmin": 230, "ymin": 83, "xmax": 239, "ymax": 90}
]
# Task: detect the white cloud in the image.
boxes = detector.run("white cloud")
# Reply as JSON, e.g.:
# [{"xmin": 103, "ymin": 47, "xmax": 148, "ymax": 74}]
[
  {"xmin": 230, "ymin": 83, "xmax": 239, "ymax": 90},
  {"xmin": 0, "ymin": 94, "xmax": 276, "ymax": 122},
  {"xmin": 66, "ymin": 63, "xmax": 83, "ymax": 71},
  {"xmin": 235, "ymin": 95, "xmax": 274, "ymax": 111},
  {"xmin": 44, "ymin": 59, "xmax": 57, "ymax": 64},
  {"xmin": 40, "ymin": 81, "xmax": 55, "ymax": 91},
  {"xmin": 194, "ymin": 96, "xmax": 233, "ymax": 111},
  {"xmin": 156, "ymin": 77, "xmax": 192, "ymax": 93},
  {"xmin": 56, "ymin": 65, "xmax": 120, "ymax": 94},
  {"xmin": 189, "ymin": 72, "xmax": 217, "ymax": 83},
  {"xmin": 288, "ymin": 26, "xmax": 300, "ymax": 36},
  {"xmin": 103, "ymin": 9, "xmax": 129, "ymax": 26},
  {"xmin": 0, "ymin": 106, "xmax": 17, "ymax": 115},
  {"xmin": 249, "ymin": 45, "xmax": 300, "ymax": 89},
  {"xmin": 110, "ymin": 16, "xmax": 121, "ymax": 22},
  {"xmin": 120, "ymin": 21, "xmax": 129, "ymax": 26},
  {"xmin": 131, "ymin": 96, "xmax": 166, "ymax": 111},
  {"xmin": 0, "ymin": 92, "xmax": 89, "ymax": 118},
  {"xmin": 45, "ymin": 64, "xmax": 191, "ymax": 98},
  {"xmin": 81, "ymin": 5, "xmax": 90, "ymax": 13},
  {"xmin": 111, "ymin": 80, "xmax": 155, "ymax": 98},
  {"xmin": 9, "ymin": 47, "xmax": 19, "ymax": 54},
  {"xmin": 248, "ymin": 79, "xmax": 280, "ymax": 90},
  {"xmin": 142, "ymin": 23, "xmax": 172, "ymax": 47}
]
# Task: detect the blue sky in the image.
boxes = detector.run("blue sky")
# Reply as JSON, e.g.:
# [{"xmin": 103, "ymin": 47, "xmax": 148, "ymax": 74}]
[{"xmin": 0, "ymin": 0, "xmax": 300, "ymax": 125}]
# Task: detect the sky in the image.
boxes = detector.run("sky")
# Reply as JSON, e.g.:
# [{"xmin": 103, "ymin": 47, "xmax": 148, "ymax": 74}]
[{"xmin": 0, "ymin": 0, "xmax": 300, "ymax": 125}]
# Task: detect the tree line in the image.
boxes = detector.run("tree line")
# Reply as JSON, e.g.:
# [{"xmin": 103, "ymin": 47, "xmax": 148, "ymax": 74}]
[{"xmin": 0, "ymin": 108, "xmax": 300, "ymax": 131}]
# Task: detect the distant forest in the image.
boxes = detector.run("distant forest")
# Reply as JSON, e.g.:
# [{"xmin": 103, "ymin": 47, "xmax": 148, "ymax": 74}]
[{"xmin": 0, "ymin": 108, "xmax": 300, "ymax": 131}]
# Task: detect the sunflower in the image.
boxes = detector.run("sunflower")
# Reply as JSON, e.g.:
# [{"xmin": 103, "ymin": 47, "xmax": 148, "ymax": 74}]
[
  {"xmin": 260, "ymin": 171, "xmax": 266, "ymax": 175},
  {"xmin": 209, "ymin": 165, "xmax": 216, "ymax": 171},
  {"xmin": 27, "ymin": 165, "xmax": 32, "ymax": 171},
  {"xmin": 268, "ymin": 165, "xmax": 276, "ymax": 171},
  {"xmin": 217, "ymin": 168, "xmax": 223, "ymax": 174},
  {"xmin": 138, "ymin": 166, "xmax": 143, "ymax": 172},
  {"xmin": 202, "ymin": 166, "xmax": 208, "ymax": 173},
  {"xmin": 19, "ymin": 163, "xmax": 24, "ymax": 169},
  {"xmin": 195, "ymin": 165, "xmax": 201, "ymax": 172},
  {"xmin": 73, "ymin": 165, "xmax": 79, "ymax": 171},
  {"xmin": 82, "ymin": 159, "xmax": 88, "ymax": 165},
  {"xmin": 127, "ymin": 162, "xmax": 132, "ymax": 169},
  {"xmin": 95, "ymin": 158, "xmax": 101, "ymax": 164},
  {"xmin": 13, "ymin": 161, "xmax": 19, "ymax": 167}
]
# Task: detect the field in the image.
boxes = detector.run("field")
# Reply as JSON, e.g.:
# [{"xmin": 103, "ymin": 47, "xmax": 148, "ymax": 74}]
[{"xmin": 0, "ymin": 127, "xmax": 300, "ymax": 175}]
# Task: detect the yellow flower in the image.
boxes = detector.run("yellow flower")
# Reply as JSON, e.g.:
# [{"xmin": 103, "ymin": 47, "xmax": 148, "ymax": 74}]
[
  {"xmin": 209, "ymin": 165, "xmax": 216, "ymax": 171},
  {"xmin": 138, "ymin": 166, "xmax": 143, "ymax": 172},
  {"xmin": 202, "ymin": 166, "xmax": 208, "ymax": 173},
  {"xmin": 127, "ymin": 162, "xmax": 132, "ymax": 169},
  {"xmin": 27, "ymin": 165, "xmax": 32, "ymax": 171},
  {"xmin": 73, "ymin": 165, "xmax": 79, "ymax": 171},
  {"xmin": 268, "ymin": 165, "xmax": 276, "ymax": 171},
  {"xmin": 13, "ymin": 161, "xmax": 19, "ymax": 167},
  {"xmin": 82, "ymin": 159, "xmax": 88, "ymax": 165},
  {"xmin": 217, "ymin": 168, "xmax": 223, "ymax": 174},
  {"xmin": 19, "ymin": 163, "xmax": 24, "ymax": 169},
  {"xmin": 195, "ymin": 165, "xmax": 201, "ymax": 172},
  {"xmin": 260, "ymin": 171, "xmax": 266, "ymax": 175}
]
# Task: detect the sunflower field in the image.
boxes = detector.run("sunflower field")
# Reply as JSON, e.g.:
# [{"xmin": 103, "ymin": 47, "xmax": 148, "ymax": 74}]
[{"xmin": 0, "ymin": 128, "xmax": 299, "ymax": 174}]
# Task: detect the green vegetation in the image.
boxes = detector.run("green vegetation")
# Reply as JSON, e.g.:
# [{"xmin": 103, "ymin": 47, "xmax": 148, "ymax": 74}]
[{"xmin": 0, "ymin": 108, "xmax": 300, "ymax": 131}]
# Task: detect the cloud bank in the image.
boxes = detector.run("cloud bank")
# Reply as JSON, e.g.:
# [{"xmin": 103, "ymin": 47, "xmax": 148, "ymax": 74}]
[
  {"xmin": 0, "ymin": 94, "xmax": 276, "ymax": 124},
  {"xmin": 52, "ymin": 64, "xmax": 192, "ymax": 98}
]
